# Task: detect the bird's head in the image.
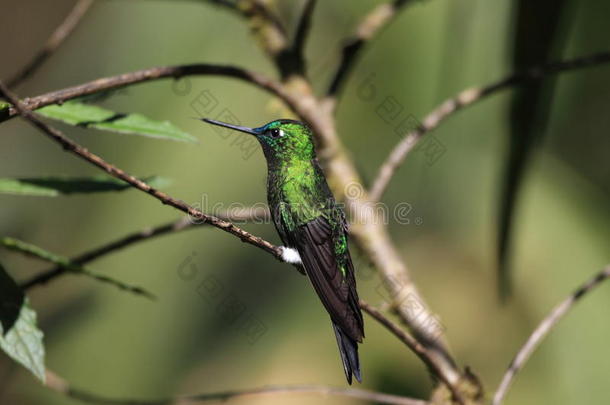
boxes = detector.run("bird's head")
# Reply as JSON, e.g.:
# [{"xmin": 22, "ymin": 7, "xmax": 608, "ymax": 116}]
[{"xmin": 201, "ymin": 118, "xmax": 316, "ymax": 162}]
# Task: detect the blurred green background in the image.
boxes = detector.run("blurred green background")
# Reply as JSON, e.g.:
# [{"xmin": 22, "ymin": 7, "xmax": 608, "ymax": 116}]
[{"xmin": 1, "ymin": 1, "xmax": 609, "ymax": 404}]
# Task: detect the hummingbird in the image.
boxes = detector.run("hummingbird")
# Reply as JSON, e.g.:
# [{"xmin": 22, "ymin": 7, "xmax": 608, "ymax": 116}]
[{"xmin": 201, "ymin": 118, "xmax": 364, "ymax": 384}]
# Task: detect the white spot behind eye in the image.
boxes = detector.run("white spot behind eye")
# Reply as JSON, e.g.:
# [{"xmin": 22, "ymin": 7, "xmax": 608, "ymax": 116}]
[{"xmin": 278, "ymin": 129, "xmax": 285, "ymax": 137}]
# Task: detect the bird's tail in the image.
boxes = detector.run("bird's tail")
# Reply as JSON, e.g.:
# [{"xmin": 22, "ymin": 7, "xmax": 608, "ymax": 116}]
[{"xmin": 332, "ymin": 322, "xmax": 361, "ymax": 384}]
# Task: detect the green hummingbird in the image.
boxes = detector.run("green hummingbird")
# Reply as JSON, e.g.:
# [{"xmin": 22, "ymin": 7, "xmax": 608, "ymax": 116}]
[{"xmin": 202, "ymin": 118, "xmax": 364, "ymax": 384}]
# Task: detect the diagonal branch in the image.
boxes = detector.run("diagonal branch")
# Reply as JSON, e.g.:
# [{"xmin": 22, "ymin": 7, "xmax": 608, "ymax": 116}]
[
  {"xmin": 7, "ymin": 0, "xmax": 94, "ymax": 88},
  {"xmin": 20, "ymin": 217, "xmax": 195, "ymax": 290},
  {"xmin": 0, "ymin": 81, "xmax": 284, "ymax": 263},
  {"xmin": 205, "ymin": 0, "xmax": 286, "ymax": 37},
  {"xmin": 0, "ymin": 64, "xmax": 295, "ymax": 122},
  {"xmin": 492, "ymin": 264, "xmax": 610, "ymax": 405},
  {"xmin": 21, "ymin": 206, "xmax": 270, "ymax": 290},
  {"xmin": 205, "ymin": 0, "xmax": 293, "ymax": 78},
  {"xmin": 2, "ymin": 236, "xmax": 154, "ymax": 299},
  {"xmin": 326, "ymin": 0, "xmax": 413, "ymax": 98},
  {"xmin": 45, "ymin": 369, "xmax": 428, "ymax": 405},
  {"xmin": 360, "ymin": 301, "xmax": 465, "ymax": 404},
  {"xmin": 369, "ymin": 51, "xmax": 610, "ymax": 201}
]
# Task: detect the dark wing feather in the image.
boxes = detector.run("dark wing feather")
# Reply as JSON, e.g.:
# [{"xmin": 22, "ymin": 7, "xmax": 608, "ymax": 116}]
[{"xmin": 293, "ymin": 216, "xmax": 363, "ymax": 342}]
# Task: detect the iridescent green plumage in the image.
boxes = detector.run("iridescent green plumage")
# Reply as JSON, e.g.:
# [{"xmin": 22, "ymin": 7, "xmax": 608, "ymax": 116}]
[{"xmin": 202, "ymin": 118, "xmax": 364, "ymax": 384}]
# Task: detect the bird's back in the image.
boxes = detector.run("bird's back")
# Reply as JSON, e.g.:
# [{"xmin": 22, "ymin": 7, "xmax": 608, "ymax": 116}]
[{"xmin": 266, "ymin": 158, "xmax": 364, "ymax": 342}]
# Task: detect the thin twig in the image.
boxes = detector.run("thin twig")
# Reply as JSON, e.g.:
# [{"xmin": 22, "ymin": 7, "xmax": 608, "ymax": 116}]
[
  {"xmin": 7, "ymin": 0, "xmax": 94, "ymax": 88},
  {"xmin": 235, "ymin": 0, "xmax": 287, "ymax": 39},
  {"xmin": 212, "ymin": 0, "xmax": 290, "ymax": 78},
  {"xmin": 291, "ymin": 0, "xmax": 317, "ymax": 74},
  {"xmin": 492, "ymin": 265, "xmax": 610, "ymax": 405},
  {"xmin": 0, "ymin": 64, "xmax": 295, "ymax": 122},
  {"xmin": 326, "ymin": 0, "xmax": 413, "ymax": 97},
  {"xmin": 1, "ymin": 237, "xmax": 155, "ymax": 300},
  {"xmin": 360, "ymin": 301, "xmax": 465, "ymax": 405},
  {"xmin": 21, "ymin": 207, "xmax": 270, "ymax": 290},
  {"xmin": 20, "ymin": 217, "xmax": 194, "ymax": 290},
  {"xmin": 370, "ymin": 51, "xmax": 610, "ymax": 201},
  {"xmin": 45, "ymin": 369, "xmax": 427, "ymax": 405},
  {"xmin": 0, "ymin": 82, "xmax": 284, "ymax": 262}
]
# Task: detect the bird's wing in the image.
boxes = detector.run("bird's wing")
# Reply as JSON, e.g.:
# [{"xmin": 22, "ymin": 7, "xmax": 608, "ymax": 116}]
[{"xmin": 292, "ymin": 215, "xmax": 363, "ymax": 342}]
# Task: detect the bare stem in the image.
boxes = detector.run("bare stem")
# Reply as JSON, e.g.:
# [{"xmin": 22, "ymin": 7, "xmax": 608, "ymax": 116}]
[
  {"xmin": 291, "ymin": 0, "xmax": 317, "ymax": 75},
  {"xmin": 370, "ymin": 51, "xmax": 610, "ymax": 201},
  {"xmin": 0, "ymin": 81, "xmax": 284, "ymax": 262},
  {"xmin": 45, "ymin": 369, "xmax": 428, "ymax": 405},
  {"xmin": 492, "ymin": 265, "xmax": 610, "ymax": 405},
  {"xmin": 21, "ymin": 217, "xmax": 194, "ymax": 290},
  {"xmin": 326, "ymin": 0, "xmax": 413, "ymax": 98},
  {"xmin": 7, "ymin": 0, "xmax": 94, "ymax": 88},
  {"xmin": 1, "ymin": 64, "xmax": 295, "ymax": 122},
  {"xmin": 21, "ymin": 207, "xmax": 270, "ymax": 290},
  {"xmin": 360, "ymin": 301, "xmax": 465, "ymax": 404}
]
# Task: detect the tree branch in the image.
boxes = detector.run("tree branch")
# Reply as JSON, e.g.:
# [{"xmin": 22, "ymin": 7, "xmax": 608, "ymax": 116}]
[
  {"xmin": 45, "ymin": 369, "xmax": 427, "ymax": 405},
  {"xmin": 205, "ymin": 0, "xmax": 286, "ymax": 36},
  {"xmin": 20, "ymin": 217, "xmax": 194, "ymax": 290},
  {"xmin": 7, "ymin": 0, "xmax": 94, "ymax": 88},
  {"xmin": 492, "ymin": 264, "xmax": 610, "ymax": 405},
  {"xmin": 0, "ymin": 82, "xmax": 284, "ymax": 264},
  {"xmin": 1, "ymin": 236, "xmax": 154, "ymax": 299},
  {"xmin": 369, "ymin": 51, "xmax": 610, "ymax": 201},
  {"xmin": 209, "ymin": 0, "xmax": 293, "ymax": 78},
  {"xmin": 21, "ymin": 207, "xmax": 270, "ymax": 290},
  {"xmin": 0, "ymin": 64, "xmax": 295, "ymax": 122},
  {"xmin": 290, "ymin": 0, "xmax": 317, "ymax": 75},
  {"xmin": 326, "ymin": 0, "xmax": 413, "ymax": 98},
  {"xmin": 360, "ymin": 301, "xmax": 465, "ymax": 404}
]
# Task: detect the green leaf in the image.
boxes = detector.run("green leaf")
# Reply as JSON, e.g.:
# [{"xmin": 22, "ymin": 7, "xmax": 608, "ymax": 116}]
[
  {"xmin": 37, "ymin": 101, "xmax": 196, "ymax": 142},
  {"xmin": 0, "ymin": 262, "xmax": 24, "ymax": 335},
  {"xmin": 0, "ymin": 175, "xmax": 170, "ymax": 197},
  {"xmin": 1, "ymin": 237, "xmax": 155, "ymax": 300},
  {"xmin": 0, "ymin": 299, "xmax": 45, "ymax": 383},
  {"xmin": 0, "ymin": 102, "xmax": 9, "ymax": 121}
]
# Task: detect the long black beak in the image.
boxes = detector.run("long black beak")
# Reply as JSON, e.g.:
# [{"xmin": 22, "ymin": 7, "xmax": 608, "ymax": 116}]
[{"xmin": 201, "ymin": 118, "xmax": 258, "ymax": 136}]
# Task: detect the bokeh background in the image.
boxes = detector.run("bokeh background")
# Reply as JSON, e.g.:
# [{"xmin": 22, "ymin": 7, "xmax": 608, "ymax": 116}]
[{"xmin": 1, "ymin": 1, "xmax": 609, "ymax": 404}]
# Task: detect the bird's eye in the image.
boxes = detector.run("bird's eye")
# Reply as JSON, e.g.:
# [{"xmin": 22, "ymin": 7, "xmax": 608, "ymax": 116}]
[{"xmin": 269, "ymin": 128, "xmax": 284, "ymax": 138}]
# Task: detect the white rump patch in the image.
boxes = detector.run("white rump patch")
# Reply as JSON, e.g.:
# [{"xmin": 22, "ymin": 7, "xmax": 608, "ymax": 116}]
[{"xmin": 280, "ymin": 246, "xmax": 302, "ymax": 264}]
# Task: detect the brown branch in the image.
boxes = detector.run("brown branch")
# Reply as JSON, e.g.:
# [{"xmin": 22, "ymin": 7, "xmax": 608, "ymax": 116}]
[
  {"xmin": 0, "ymin": 64, "xmax": 295, "ymax": 122},
  {"xmin": 0, "ymin": 82, "xmax": 284, "ymax": 264},
  {"xmin": 7, "ymin": 0, "xmax": 94, "ymax": 88},
  {"xmin": 45, "ymin": 369, "xmax": 427, "ymax": 405},
  {"xmin": 290, "ymin": 0, "xmax": 317, "ymax": 75},
  {"xmin": 370, "ymin": 50, "xmax": 610, "ymax": 201},
  {"xmin": 205, "ymin": 0, "xmax": 286, "ymax": 37},
  {"xmin": 222, "ymin": 0, "xmax": 291, "ymax": 78},
  {"xmin": 208, "ymin": 0, "xmax": 311, "ymax": 79},
  {"xmin": 20, "ymin": 217, "xmax": 194, "ymax": 290},
  {"xmin": 492, "ymin": 265, "xmax": 610, "ymax": 405},
  {"xmin": 326, "ymin": 0, "xmax": 413, "ymax": 98},
  {"xmin": 236, "ymin": 0, "xmax": 287, "ymax": 39},
  {"xmin": 360, "ymin": 301, "xmax": 465, "ymax": 405},
  {"xmin": 21, "ymin": 206, "xmax": 270, "ymax": 290}
]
